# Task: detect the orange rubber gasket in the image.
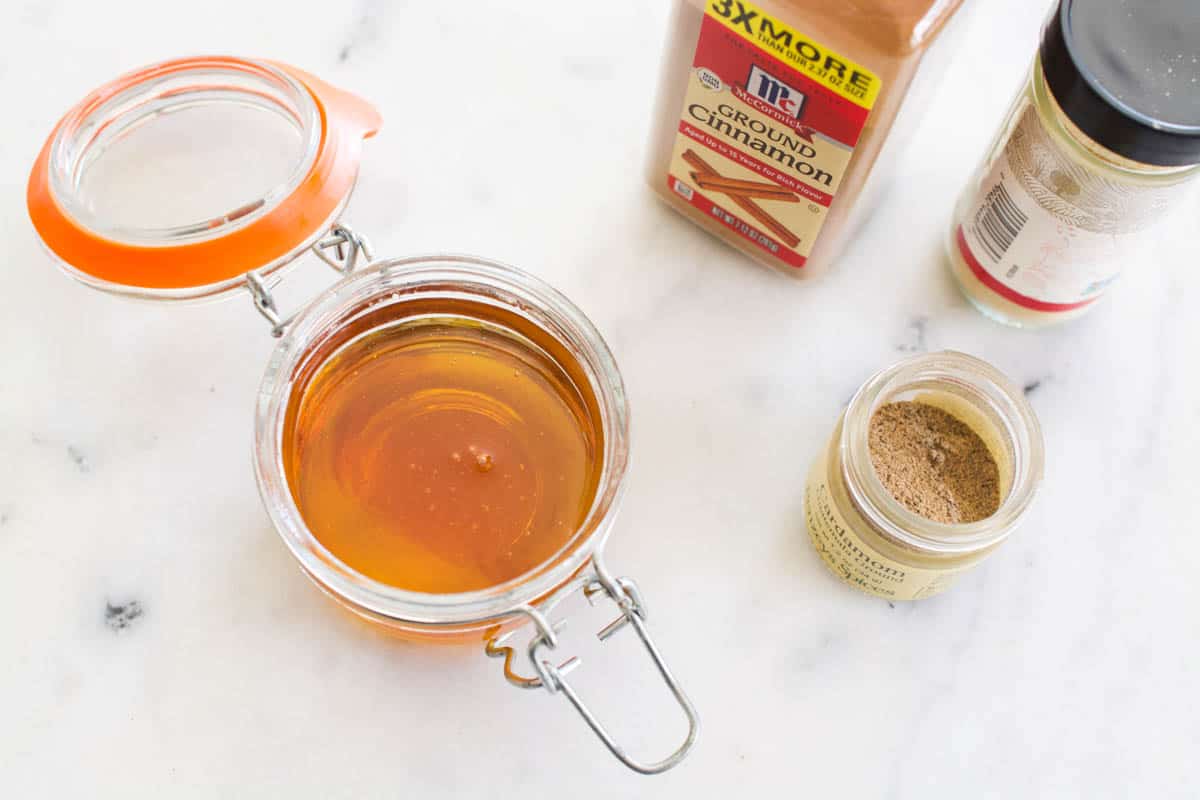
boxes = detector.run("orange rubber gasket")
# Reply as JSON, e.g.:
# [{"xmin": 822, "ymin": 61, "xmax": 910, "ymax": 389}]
[{"xmin": 26, "ymin": 57, "xmax": 382, "ymax": 291}]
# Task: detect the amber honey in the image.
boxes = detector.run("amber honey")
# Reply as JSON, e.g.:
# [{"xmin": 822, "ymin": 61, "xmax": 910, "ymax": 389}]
[{"xmin": 283, "ymin": 301, "xmax": 603, "ymax": 594}]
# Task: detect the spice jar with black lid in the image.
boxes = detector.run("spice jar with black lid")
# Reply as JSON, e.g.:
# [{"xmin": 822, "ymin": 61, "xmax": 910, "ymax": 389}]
[{"xmin": 949, "ymin": 0, "xmax": 1200, "ymax": 327}]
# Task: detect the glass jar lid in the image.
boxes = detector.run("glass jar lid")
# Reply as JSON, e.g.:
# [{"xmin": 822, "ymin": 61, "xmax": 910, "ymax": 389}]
[{"xmin": 26, "ymin": 56, "xmax": 381, "ymax": 299}]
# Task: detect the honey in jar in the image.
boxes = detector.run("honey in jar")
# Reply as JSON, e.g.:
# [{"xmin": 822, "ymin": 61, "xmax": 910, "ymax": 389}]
[{"xmin": 283, "ymin": 302, "xmax": 603, "ymax": 594}]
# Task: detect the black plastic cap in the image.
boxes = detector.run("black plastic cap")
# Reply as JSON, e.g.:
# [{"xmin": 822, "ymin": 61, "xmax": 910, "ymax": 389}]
[{"xmin": 1040, "ymin": 0, "xmax": 1200, "ymax": 167}]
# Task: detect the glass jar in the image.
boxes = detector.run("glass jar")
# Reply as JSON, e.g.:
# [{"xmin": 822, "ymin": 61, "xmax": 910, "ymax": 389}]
[
  {"xmin": 256, "ymin": 255, "xmax": 632, "ymax": 639},
  {"xmin": 27, "ymin": 56, "xmax": 698, "ymax": 775},
  {"xmin": 948, "ymin": 0, "xmax": 1200, "ymax": 327},
  {"xmin": 804, "ymin": 352, "xmax": 1044, "ymax": 600}
]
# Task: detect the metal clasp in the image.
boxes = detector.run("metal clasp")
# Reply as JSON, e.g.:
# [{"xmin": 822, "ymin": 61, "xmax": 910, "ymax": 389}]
[
  {"xmin": 484, "ymin": 554, "xmax": 700, "ymax": 775},
  {"xmin": 245, "ymin": 224, "xmax": 375, "ymax": 337}
]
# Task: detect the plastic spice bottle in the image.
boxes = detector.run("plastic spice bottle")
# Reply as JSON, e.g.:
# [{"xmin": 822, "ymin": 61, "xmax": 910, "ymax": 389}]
[
  {"xmin": 948, "ymin": 0, "xmax": 1200, "ymax": 327},
  {"xmin": 645, "ymin": 0, "xmax": 968, "ymax": 279}
]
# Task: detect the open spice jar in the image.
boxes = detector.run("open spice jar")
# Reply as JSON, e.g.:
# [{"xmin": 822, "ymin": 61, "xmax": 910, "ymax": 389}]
[
  {"xmin": 27, "ymin": 57, "xmax": 698, "ymax": 775},
  {"xmin": 804, "ymin": 352, "xmax": 1044, "ymax": 600}
]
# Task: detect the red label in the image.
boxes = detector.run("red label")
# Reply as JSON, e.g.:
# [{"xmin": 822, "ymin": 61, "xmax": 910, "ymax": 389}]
[
  {"xmin": 955, "ymin": 227, "xmax": 1097, "ymax": 312},
  {"xmin": 665, "ymin": 7, "xmax": 878, "ymax": 269},
  {"xmin": 691, "ymin": 17, "xmax": 870, "ymax": 147}
]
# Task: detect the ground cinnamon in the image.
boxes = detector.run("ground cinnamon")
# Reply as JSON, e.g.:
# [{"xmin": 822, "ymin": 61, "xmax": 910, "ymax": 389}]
[{"xmin": 868, "ymin": 401, "xmax": 1000, "ymax": 524}]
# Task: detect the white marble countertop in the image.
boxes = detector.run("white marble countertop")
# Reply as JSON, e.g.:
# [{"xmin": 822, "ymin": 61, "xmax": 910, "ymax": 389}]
[{"xmin": 2, "ymin": 0, "xmax": 1197, "ymax": 796}]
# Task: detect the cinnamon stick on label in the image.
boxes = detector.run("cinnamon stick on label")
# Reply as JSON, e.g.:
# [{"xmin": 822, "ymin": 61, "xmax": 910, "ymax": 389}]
[
  {"xmin": 682, "ymin": 149, "xmax": 801, "ymax": 249},
  {"xmin": 689, "ymin": 173, "xmax": 800, "ymax": 202}
]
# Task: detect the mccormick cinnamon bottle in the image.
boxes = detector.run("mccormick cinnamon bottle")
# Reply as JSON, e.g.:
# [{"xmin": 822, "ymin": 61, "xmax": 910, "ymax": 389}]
[{"xmin": 646, "ymin": 0, "xmax": 968, "ymax": 279}]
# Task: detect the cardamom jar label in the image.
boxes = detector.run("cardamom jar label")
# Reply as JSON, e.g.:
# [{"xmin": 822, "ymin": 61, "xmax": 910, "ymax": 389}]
[{"xmin": 804, "ymin": 445, "xmax": 966, "ymax": 601}]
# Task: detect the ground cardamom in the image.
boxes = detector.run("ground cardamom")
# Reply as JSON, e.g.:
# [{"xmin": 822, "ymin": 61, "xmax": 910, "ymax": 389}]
[{"xmin": 867, "ymin": 401, "xmax": 1000, "ymax": 524}]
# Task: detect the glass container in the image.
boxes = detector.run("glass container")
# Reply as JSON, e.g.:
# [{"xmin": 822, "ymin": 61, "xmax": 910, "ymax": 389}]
[
  {"xmin": 27, "ymin": 56, "xmax": 698, "ymax": 775},
  {"xmin": 804, "ymin": 351, "xmax": 1044, "ymax": 600},
  {"xmin": 948, "ymin": 0, "xmax": 1200, "ymax": 327},
  {"xmin": 256, "ymin": 255, "xmax": 631, "ymax": 638}
]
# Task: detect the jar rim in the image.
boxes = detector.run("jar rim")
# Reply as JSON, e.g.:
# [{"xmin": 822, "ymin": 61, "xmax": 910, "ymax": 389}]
[
  {"xmin": 253, "ymin": 254, "xmax": 631, "ymax": 625},
  {"xmin": 839, "ymin": 350, "xmax": 1044, "ymax": 554},
  {"xmin": 28, "ymin": 55, "xmax": 380, "ymax": 300},
  {"xmin": 49, "ymin": 56, "xmax": 321, "ymax": 247}
]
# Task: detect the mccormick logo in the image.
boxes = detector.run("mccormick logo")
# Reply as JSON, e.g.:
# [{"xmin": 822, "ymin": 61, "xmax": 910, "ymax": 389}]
[{"xmin": 746, "ymin": 64, "xmax": 805, "ymax": 119}]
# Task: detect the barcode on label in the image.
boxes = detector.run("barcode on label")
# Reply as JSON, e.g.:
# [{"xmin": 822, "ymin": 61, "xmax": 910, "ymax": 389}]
[{"xmin": 973, "ymin": 181, "xmax": 1028, "ymax": 262}]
